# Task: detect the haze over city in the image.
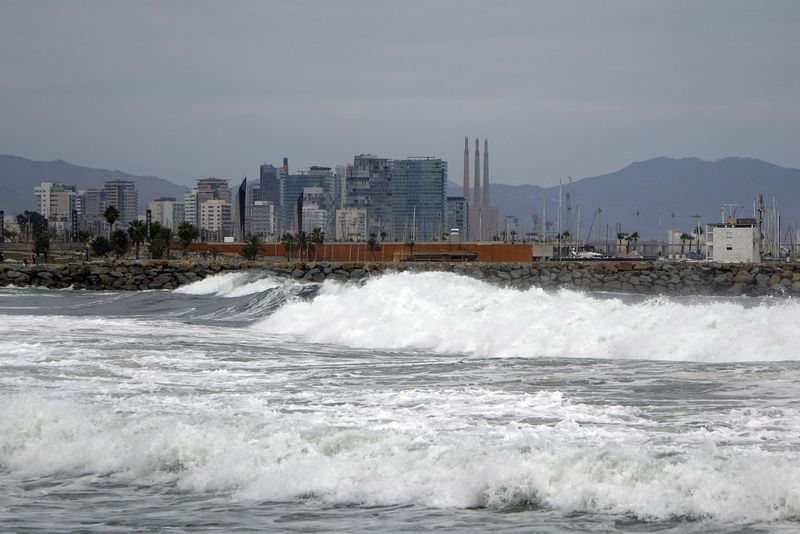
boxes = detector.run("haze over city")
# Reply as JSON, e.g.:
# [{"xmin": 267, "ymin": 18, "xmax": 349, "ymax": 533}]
[{"xmin": 2, "ymin": 0, "xmax": 799, "ymax": 186}]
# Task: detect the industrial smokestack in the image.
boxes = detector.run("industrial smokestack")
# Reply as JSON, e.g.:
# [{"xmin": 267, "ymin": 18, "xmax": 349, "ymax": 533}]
[
  {"xmin": 473, "ymin": 138, "xmax": 481, "ymax": 208},
  {"xmin": 463, "ymin": 136, "xmax": 470, "ymax": 202},
  {"xmin": 483, "ymin": 139, "xmax": 489, "ymax": 207}
]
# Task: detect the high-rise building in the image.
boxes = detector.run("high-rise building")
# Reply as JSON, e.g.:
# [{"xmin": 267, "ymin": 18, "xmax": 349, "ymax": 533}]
[
  {"xmin": 149, "ymin": 197, "xmax": 185, "ymax": 231},
  {"xmin": 103, "ymin": 180, "xmax": 138, "ymax": 225},
  {"xmin": 184, "ymin": 177, "xmax": 230, "ymax": 228},
  {"xmin": 76, "ymin": 188, "xmax": 107, "ymax": 236},
  {"xmin": 279, "ymin": 168, "xmax": 334, "ymax": 234},
  {"xmin": 335, "ymin": 208, "xmax": 368, "ymax": 241},
  {"xmin": 34, "ymin": 182, "xmax": 77, "ymax": 240},
  {"xmin": 446, "ymin": 196, "xmax": 469, "ymax": 239},
  {"xmin": 199, "ymin": 199, "xmax": 232, "ymax": 242},
  {"xmin": 390, "ymin": 157, "xmax": 447, "ymax": 242},
  {"xmin": 248, "ymin": 201, "xmax": 276, "ymax": 238},
  {"xmin": 34, "ymin": 182, "xmax": 76, "ymax": 221},
  {"xmin": 300, "ymin": 186, "xmax": 330, "ymax": 234},
  {"xmin": 345, "ymin": 154, "xmax": 392, "ymax": 239},
  {"xmin": 335, "ymin": 165, "xmax": 347, "ymax": 209},
  {"xmin": 259, "ymin": 164, "xmax": 280, "ymax": 204}
]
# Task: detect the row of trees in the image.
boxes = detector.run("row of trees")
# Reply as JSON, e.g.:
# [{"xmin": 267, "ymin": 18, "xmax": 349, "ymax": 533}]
[
  {"xmin": 86, "ymin": 212, "xmax": 201, "ymax": 260},
  {"xmin": 240, "ymin": 228, "xmax": 391, "ymax": 262}
]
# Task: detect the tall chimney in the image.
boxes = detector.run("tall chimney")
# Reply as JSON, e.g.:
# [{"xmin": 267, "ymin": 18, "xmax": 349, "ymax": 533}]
[
  {"xmin": 483, "ymin": 139, "xmax": 489, "ymax": 207},
  {"xmin": 463, "ymin": 136, "xmax": 470, "ymax": 202},
  {"xmin": 473, "ymin": 138, "xmax": 481, "ymax": 207}
]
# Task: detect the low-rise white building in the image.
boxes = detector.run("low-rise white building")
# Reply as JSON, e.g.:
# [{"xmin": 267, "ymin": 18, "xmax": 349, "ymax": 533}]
[{"xmin": 707, "ymin": 223, "xmax": 760, "ymax": 263}]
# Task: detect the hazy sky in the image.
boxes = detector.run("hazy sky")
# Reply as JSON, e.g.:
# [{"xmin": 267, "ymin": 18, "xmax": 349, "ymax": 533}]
[{"xmin": 1, "ymin": 1, "xmax": 798, "ymax": 187}]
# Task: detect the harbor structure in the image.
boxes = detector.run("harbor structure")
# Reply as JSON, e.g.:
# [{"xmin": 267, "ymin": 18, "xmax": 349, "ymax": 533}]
[{"xmin": 707, "ymin": 220, "xmax": 760, "ymax": 263}]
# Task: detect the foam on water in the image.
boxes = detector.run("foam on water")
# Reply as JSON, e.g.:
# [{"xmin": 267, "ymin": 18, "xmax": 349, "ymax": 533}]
[
  {"xmin": 3, "ymin": 390, "xmax": 800, "ymax": 522},
  {"xmin": 256, "ymin": 271, "xmax": 800, "ymax": 362}
]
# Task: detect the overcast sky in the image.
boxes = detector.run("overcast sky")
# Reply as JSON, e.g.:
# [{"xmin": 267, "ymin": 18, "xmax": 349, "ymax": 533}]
[{"xmin": 1, "ymin": 1, "xmax": 798, "ymax": 187}]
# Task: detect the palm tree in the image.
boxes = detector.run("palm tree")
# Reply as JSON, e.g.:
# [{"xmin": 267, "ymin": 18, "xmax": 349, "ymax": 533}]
[
  {"xmin": 177, "ymin": 222, "xmax": 199, "ymax": 257},
  {"xmin": 310, "ymin": 227, "xmax": 325, "ymax": 261},
  {"xmin": 241, "ymin": 233, "xmax": 264, "ymax": 261},
  {"xmin": 367, "ymin": 235, "xmax": 381, "ymax": 260},
  {"xmin": 104, "ymin": 206, "xmax": 120, "ymax": 239},
  {"xmin": 629, "ymin": 231, "xmax": 639, "ymax": 253},
  {"xmin": 110, "ymin": 229, "xmax": 130, "ymax": 259},
  {"xmin": 679, "ymin": 232, "xmax": 692, "ymax": 255},
  {"xmin": 295, "ymin": 231, "xmax": 309, "ymax": 261},
  {"xmin": 692, "ymin": 226, "xmax": 704, "ymax": 254},
  {"xmin": 280, "ymin": 232, "xmax": 295, "ymax": 260},
  {"xmin": 127, "ymin": 220, "xmax": 147, "ymax": 259},
  {"xmin": 161, "ymin": 228, "xmax": 174, "ymax": 260},
  {"xmin": 616, "ymin": 232, "xmax": 627, "ymax": 255},
  {"xmin": 91, "ymin": 235, "xmax": 112, "ymax": 257}
]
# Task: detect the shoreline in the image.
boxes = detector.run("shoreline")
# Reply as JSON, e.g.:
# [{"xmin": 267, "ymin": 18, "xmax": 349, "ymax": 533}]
[{"xmin": 1, "ymin": 259, "xmax": 799, "ymax": 296}]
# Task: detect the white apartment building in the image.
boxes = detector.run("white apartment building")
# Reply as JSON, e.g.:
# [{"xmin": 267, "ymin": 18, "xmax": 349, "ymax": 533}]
[
  {"xmin": 200, "ymin": 199, "xmax": 232, "ymax": 241},
  {"xmin": 149, "ymin": 197, "xmax": 185, "ymax": 231},
  {"xmin": 335, "ymin": 208, "xmax": 367, "ymax": 241}
]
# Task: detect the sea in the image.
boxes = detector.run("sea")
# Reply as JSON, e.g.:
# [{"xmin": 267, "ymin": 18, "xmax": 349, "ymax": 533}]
[{"xmin": 1, "ymin": 270, "xmax": 800, "ymax": 533}]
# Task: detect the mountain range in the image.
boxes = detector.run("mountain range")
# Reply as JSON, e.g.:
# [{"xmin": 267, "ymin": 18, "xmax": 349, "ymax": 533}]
[
  {"xmin": 2, "ymin": 154, "xmax": 798, "ymax": 240},
  {"xmin": 0, "ymin": 155, "xmax": 187, "ymax": 215},
  {"xmin": 449, "ymin": 157, "xmax": 800, "ymax": 240}
]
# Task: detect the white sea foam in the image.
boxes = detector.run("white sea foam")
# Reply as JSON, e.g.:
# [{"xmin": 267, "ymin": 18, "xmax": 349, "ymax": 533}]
[
  {"xmin": 3, "ymin": 391, "xmax": 800, "ymax": 522},
  {"xmin": 256, "ymin": 271, "xmax": 800, "ymax": 362},
  {"xmin": 174, "ymin": 272, "xmax": 287, "ymax": 297}
]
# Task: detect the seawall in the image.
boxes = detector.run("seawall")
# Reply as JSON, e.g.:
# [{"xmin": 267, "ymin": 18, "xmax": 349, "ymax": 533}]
[{"xmin": 1, "ymin": 260, "xmax": 799, "ymax": 296}]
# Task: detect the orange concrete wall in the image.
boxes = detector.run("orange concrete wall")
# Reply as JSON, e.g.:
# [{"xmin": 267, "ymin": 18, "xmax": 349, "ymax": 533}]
[{"xmin": 188, "ymin": 242, "xmax": 532, "ymax": 263}]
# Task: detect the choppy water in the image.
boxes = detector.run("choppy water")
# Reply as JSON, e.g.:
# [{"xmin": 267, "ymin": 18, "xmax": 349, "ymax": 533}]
[{"xmin": 2, "ymin": 271, "xmax": 800, "ymax": 532}]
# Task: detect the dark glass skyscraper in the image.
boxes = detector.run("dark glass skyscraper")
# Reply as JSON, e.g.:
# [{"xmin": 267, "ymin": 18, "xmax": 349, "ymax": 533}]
[{"xmin": 390, "ymin": 158, "xmax": 447, "ymax": 242}]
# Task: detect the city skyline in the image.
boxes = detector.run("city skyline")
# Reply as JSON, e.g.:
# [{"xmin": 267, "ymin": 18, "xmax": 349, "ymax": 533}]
[{"xmin": 2, "ymin": 1, "xmax": 799, "ymax": 187}]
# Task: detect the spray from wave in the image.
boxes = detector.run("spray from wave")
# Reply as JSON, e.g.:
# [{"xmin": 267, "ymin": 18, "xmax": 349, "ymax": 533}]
[{"xmin": 254, "ymin": 271, "xmax": 800, "ymax": 362}]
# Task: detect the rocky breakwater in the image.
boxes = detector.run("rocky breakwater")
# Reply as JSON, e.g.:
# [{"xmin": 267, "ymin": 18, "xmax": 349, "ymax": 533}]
[
  {"xmin": 257, "ymin": 260, "xmax": 800, "ymax": 296},
  {"xmin": 525, "ymin": 261, "xmax": 800, "ymax": 296},
  {"xmin": 3, "ymin": 259, "xmax": 799, "ymax": 296},
  {"xmin": 0, "ymin": 261, "xmax": 240, "ymax": 290}
]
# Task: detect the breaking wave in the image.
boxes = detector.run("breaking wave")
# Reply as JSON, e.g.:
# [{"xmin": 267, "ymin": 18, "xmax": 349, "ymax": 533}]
[
  {"xmin": 174, "ymin": 271, "xmax": 287, "ymax": 298},
  {"xmin": 255, "ymin": 271, "xmax": 800, "ymax": 362},
  {"xmin": 3, "ymin": 391, "xmax": 800, "ymax": 523}
]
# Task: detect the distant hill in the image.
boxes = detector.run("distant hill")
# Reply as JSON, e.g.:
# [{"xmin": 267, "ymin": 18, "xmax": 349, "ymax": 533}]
[
  {"xmin": 450, "ymin": 157, "xmax": 800, "ymax": 239},
  {"xmin": 0, "ymin": 155, "xmax": 188, "ymax": 214}
]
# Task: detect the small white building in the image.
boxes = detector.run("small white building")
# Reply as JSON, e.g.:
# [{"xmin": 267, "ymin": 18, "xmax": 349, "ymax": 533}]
[{"xmin": 707, "ymin": 223, "xmax": 760, "ymax": 263}]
